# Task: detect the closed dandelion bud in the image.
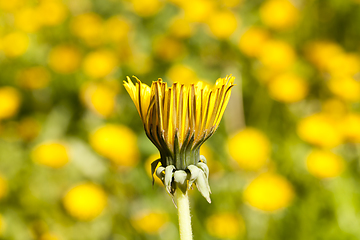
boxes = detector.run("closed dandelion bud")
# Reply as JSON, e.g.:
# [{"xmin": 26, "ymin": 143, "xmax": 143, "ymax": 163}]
[{"xmin": 124, "ymin": 75, "xmax": 234, "ymax": 202}]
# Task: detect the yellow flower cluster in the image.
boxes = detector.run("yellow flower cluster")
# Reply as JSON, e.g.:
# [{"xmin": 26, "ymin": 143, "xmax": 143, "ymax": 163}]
[
  {"xmin": 0, "ymin": 87, "xmax": 21, "ymax": 120},
  {"xmin": 31, "ymin": 141, "xmax": 69, "ymax": 168}
]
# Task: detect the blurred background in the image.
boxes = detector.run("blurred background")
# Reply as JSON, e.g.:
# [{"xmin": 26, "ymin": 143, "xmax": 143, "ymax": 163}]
[{"xmin": 0, "ymin": 0, "xmax": 360, "ymax": 239}]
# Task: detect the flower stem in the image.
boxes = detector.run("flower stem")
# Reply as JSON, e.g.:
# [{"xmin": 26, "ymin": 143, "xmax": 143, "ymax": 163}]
[{"xmin": 176, "ymin": 190, "xmax": 193, "ymax": 240}]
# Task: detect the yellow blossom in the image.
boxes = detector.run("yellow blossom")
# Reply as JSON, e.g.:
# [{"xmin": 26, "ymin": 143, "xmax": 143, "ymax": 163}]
[
  {"xmin": 82, "ymin": 50, "xmax": 118, "ymax": 78},
  {"xmin": 31, "ymin": 141, "xmax": 69, "ymax": 168},
  {"xmin": 181, "ymin": 0, "xmax": 215, "ymax": 23},
  {"xmin": 89, "ymin": 124, "xmax": 139, "ymax": 167},
  {"xmin": 228, "ymin": 128, "xmax": 270, "ymax": 171},
  {"xmin": 0, "ymin": 175, "xmax": 8, "ymax": 199},
  {"xmin": 244, "ymin": 173, "xmax": 294, "ymax": 212},
  {"xmin": 304, "ymin": 41, "xmax": 343, "ymax": 70},
  {"xmin": 297, "ymin": 113, "xmax": 343, "ymax": 148},
  {"xmin": 1, "ymin": 32, "xmax": 29, "ymax": 58},
  {"xmin": 268, "ymin": 73, "xmax": 308, "ymax": 103},
  {"xmin": 0, "ymin": 214, "xmax": 4, "ymax": 235},
  {"xmin": 306, "ymin": 149, "xmax": 344, "ymax": 179},
  {"xmin": 63, "ymin": 183, "xmax": 107, "ymax": 221},
  {"xmin": 17, "ymin": 66, "xmax": 51, "ymax": 89},
  {"xmin": 325, "ymin": 53, "xmax": 360, "ymax": 77},
  {"xmin": 327, "ymin": 77, "xmax": 360, "ymax": 102},
  {"xmin": 131, "ymin": 210, "xmax": 168, "ymax": 234},
  {"xmin": 70, "ymin": 13, "xmax": 103, "ymax": 46},
  {"xmin": 48, "ymin": 45, "xmax": 81, "ymax": 74},
  {"xmin": 259, "ymin": 40, "xmax": 296, "ymax": 70},
  {"xmin": 168, "ymin": 17, "xmax": 194, "ymax": 39},
  {"xmin": 206, "ymin": 10, "xmax": 238, "ymax": 39},
  {"xmin": 124, "ymin": 75, "xmax": 234, "ymax": 200},
  {"xmin": 130, "ymin": 0, "xmax": 163, "ymax": 17},
  {"xmin": 103, "ymin": 16, "xmax": 131, "ymax": 43},
  {"xmin": 340, "ymin": 113, "xmax": 360, "ymax": 143},
  {"xmin": 238, "ymin": 27, "xmax": 269, "ymax": 57},
  {"xmin": 14, "ymin": 8, "xmax": 42, "ymax": 33},
  {"xmin": 0, "ymin": 87, "xmax": 21, "ymax": 120},
  {"xmin": 80, "ymin": 81, "xmax": 118, "ymax": 118},
  {"xmin": 153, "ymin": 35, "xmax": 186, "ymax": 61},
  {"xmin": 166, "ymin": 64, "xmax": 197, "ymax": 84},
  {"xmin": 260, "ymin": 0, "xmax": 299, "ymax": 30},
  {"xmin": 36, "ymin": 0, "xmax": 67, "ymax": 26},
  {"xmin": 40, "ymin": 233, "xmax": 60, "ymax": 240},
  {"xmin": 206, "ymin": 213, "xmax": 245, "ymax": 239}
]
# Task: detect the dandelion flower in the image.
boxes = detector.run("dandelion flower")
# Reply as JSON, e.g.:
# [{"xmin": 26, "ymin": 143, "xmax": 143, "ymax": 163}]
[{"xmin": 124, "ymin": 75, "xmax": 234, "ymax": 202}]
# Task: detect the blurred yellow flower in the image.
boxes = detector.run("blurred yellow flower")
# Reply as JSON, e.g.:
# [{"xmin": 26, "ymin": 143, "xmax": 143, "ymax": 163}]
[
  {"xmin": 103, "ymin": 16, "xmax": 131, "ymax": 43},
  {"xmin": 0, "ymin": 175, "xmax": 8, "ymax": 199},
  {"xmin": 17, "ymin": 117, "xmax": 41, "ymax": 141},
  {"xmin": 228, "ymin": 128, "xmax": 270, "ymax": 171},
  {"xmin": 325, "ymin": 53, "xmax": 360, "ymax": 77},
  {"xmin": 306, "ymin": 149, "xmax": 344, "ymax": 179},
  {"xmin": 168, "ymin": 17, "xmax": 194, "ymax": 39},
  {"xmin": 206, "ymin": 213, "xmax": 245, "ymax": 239},
  {"xmin": 130, "ymin": 0, "xmax": 163, "ymax": 17},
  {"xmin": 48, "ymin": 45, "xmax": 81, "ymax": 74},
  {"xmin": 31, "ymin": 141, "xmax": 69, "ymax": 168},
  {"xmin": 1, "ymin": 32, "xmax": 29, "ymax": 58},
  {"xmin": 260, "ymin": 0, "xmax": 299, "ymax": 30},
  {"xmin": 340, "ymin": 113, "xmax": 360, "ymax": 143},
  {"xmin": 244, "ymin": 173, "xmax": 294, "ymax": 212},
  {"xmin": 181, "ymin": 0, "xmax": 214, "ymax": 23},
  {"xmin": 238, "ymin": 27, "xmax": 269, "ymax": 57},
  {"xmin": 39, "ymin": 232, "xmax": 60, "ymax": 240},
  {"xmin": 89, "ymin": 124, "xmax": 139, "ymax": 167},
  {"xmin": 259, "ymin": 40, "xmax": 296, "ymax": 70},
  {"xmin": 17, "ymin": 66, "xmax": 51, "ymax": 89},
  {"xmin": 0, "ymin": 214, "xmax": 4, "ymax": 235},
  {"xmin": 268, "ymin": 73, "xmax": 308, "ymax": 103},
  {"xmin": 70, "ymin": 13, "xmax": 103, "ymax": 46},
  {"xmin": 145, "ymin": 154, "xmax": 163, "ymax": 185},
  {"xmin": 153, "ymin": 35, "xmax": 186, "ymax": 61},
  {"xmin": 206, "ymin": 10, "xmax": 238, "ymax": 39},
  {"xmin": 166, "ymin": 64, "xmax": 197, "ymax": 84},
  {"xmin": 0, "ymin": 0, "xmax": 24, "ymax": 12},
  {"xmin": 327, "ymin": 77, "xmax": 360, "ymax": 102},
  {"xmin": 14, "ymin": 8, "xmax": 42, "ymax": 33},
  {"xmin": 304, "ymin": 41, "xmax": 343, "ymax": 70},
  {"xmin": 0, "ymin": 87, "xmax": 21, "ymax": 120},
  {"xmin": 36, "ymin": 0, "xmax": 67, "ymax": 26},
  {"xmin": 131, "ymin": 210, "xmax": 168, "ymax": 234},
  {"xmin": 80, "ymin": 81, "xmax": 118, "ymax": 118},
  {"xmin": 82, "ymin": 50, "xmax": 118, "ymax": 78},
  {"xmin": 322, "ymin": 98, "xmax": 348, "ymax": 120},
  {"xmin": 297, "ymin": 113, "xmax": 343, "ymax": 148},
  {"xmin": 63, "ymin": 183, "xmax": 107, "ymax": 221}
]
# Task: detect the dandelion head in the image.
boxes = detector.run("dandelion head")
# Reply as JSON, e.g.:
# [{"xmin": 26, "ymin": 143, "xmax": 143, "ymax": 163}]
[{"xmin": 124, "ymin": 75, "xmax": 234, "ymax": 201}]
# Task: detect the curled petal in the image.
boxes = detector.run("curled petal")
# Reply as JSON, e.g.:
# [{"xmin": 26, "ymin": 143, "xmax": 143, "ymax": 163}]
[
  {"xmin": 195, "ymin": 170, "xmax": 212, "ymax": 203},
  {"xmin": 187, "ymin": 165, "xmax": 200, "ymax": 190},
  {"xmin": 165, "ymin": 165, "xmax": 175, "ymax": 194}
]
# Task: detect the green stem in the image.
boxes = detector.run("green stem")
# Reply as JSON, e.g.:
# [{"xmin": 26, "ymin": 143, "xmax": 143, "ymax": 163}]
[{"xmin": 176, "ymin": 190, "xmax": 193, "ymax": 240}]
